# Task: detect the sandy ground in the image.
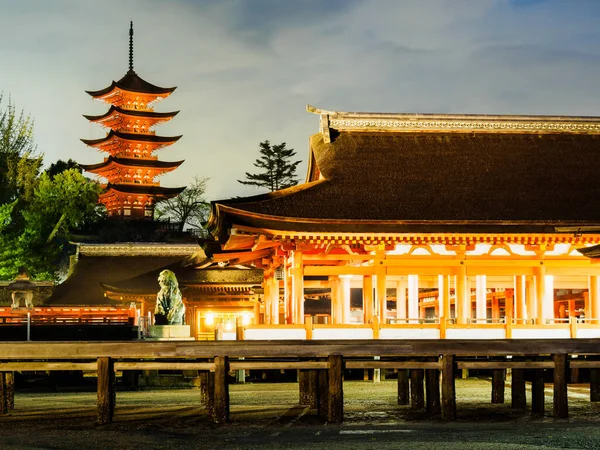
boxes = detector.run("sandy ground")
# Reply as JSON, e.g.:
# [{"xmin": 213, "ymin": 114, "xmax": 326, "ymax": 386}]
[{"xmin": 2, "ymin": 378, "xmax": 600, "ymax": 449}]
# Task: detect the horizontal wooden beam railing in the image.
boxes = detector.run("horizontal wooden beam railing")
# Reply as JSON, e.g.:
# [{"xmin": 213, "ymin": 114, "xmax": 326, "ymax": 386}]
[{"xmin": 2, "ymin": 340, "xmax": 600, "ymax": 424}]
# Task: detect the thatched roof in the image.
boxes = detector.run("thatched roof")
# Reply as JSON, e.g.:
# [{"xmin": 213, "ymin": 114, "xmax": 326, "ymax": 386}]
[{"xmin": 211, "ymin": 131, "xmax": 600, "ymax": 236}]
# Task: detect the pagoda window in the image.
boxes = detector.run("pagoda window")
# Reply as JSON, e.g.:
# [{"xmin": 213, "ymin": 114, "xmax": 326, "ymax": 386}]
[
  {"xmin": 123, "ymin": 207, "xmax": 131, "ymax": 216},
  {"xmin": 144, "ymin": 209, "xmax": 153, "ymax": 217}
]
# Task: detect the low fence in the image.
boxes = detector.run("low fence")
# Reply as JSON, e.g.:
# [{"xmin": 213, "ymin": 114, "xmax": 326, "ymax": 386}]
[
  {"xmin": 1, "ymin": 339, "xmax": 600, "ymax": 424},
  {"xmin": 242, "ymin": 316, "xmax": 600, "ymax": 341}
]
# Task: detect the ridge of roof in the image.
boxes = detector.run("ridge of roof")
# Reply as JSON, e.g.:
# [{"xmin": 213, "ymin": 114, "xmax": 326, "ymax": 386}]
[
  {"xmin": 80, "ymin": 156, "xmax": 184, "ymax": 171},
  {"xmin": 83, "ymin": 106, "xmax": 179, "ymax": 121},
  {"xmin": 81, "ymin": 130, "xmax": 182, "ymax": 146},
  {"xmin": 307, "ymin": 104, "xmax": 600, "ymax": 142}
]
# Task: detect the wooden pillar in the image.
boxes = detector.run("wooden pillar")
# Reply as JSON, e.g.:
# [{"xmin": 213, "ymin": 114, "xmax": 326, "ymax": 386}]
[
  {"xmin": 213, "ymin": 356, "xmax": 229, "ymax": 424},
  {"xmin": 410, "ymin": 368, "xmax": 425, "ymax": 410},
  {"xmin": 476, "ymin": 275, "xmax": 487, "ymax": 320},
  {"xmin": 263, "ymin": 271, "xmax": 272, "ymax": 324},
  {"xmin": 515, "ymin": 275, "xmax": 525, "ymax": 321},
  {"xmin": 317, "ymin": 367, "xmax": 329, "ymax": 419},
  {"xmin": 206, "ymin": 370, "xmax": 215, "ymax": 418},
  {"xmin": 5, "ymin": 372, "xmax": 14, "ymax": 411},
  {"xmin": 328, "ymin": 355, "xmax": 343, "ymax": 423},
  {"xmin": 270, "ymin": 273, "xmax": 279, "ymax": 324},
  {"xmin": 441, "ymin": 354, "xmax": 456, "ymax": 420},
  {"xmin": 456, "ymin": 265, "xmax": 468, "ymax": 324},
  {"xmin": 534, "ymin": 265, "xmax": 546, "ymax": 324},
  {"xmin": 438, "ymin": 275, "xmax": 450, "ymax": 320},
  {"xmin": 526, "ymin": 276, "xmax": 536, "ymax": 323},
  {"xmin": 396, "ymin": 280, "xmax": 407, "ymax": 321},
  {"xmin": 426, "ymin": 367, "xmax": 441, "ymax": 415},
  {"xmin": 329, "ymin": 276, "xmax": 341, "ymax": 324},
  {"xmin": 590, "ymin": 276, "xmax": 600, "ymax": 324},
  {"xmin": 199, "ymin": 371, "xmax": 209, "ymax": 406},
  {"xmin": 553, "ymin": 354, "xmax": 568, "ymax": 419},
  {"xmin": 531, "ymin": 369, "xmax": 545, "ymax": 416},
  {"xmin": 491, "ymin": 369, "xmax": 505, "ymax": 404},
  {"xmin": 590, "ymin": 369, "xmax": 600, "ymax": 402},
  {"xmin": 511, "ymin": 369, "xmax": 526, "ymax": 409},
  {"xmin": 0, "ymin": 373, "xmax": 6, "ymax": 414},
  {"xmin": 408, "ymin": 275, "xmax": 419, "ymax": 323},
  {"xmin": 97, "ymin": 357, "xmax": 115, "ymax": 425},
  {"xmin": 292, "ymin": 250, "xmax": 304, "ymax": 324},
  {"xmin": 253, "ymin": 299, "xmax": 261, "ymax": 325},
  {"xmin": 397, "ymin": 369, "xmax": 409, "ymax": 405},
  {"xmin": 363, "ymin": 275, "xmax": 373, "ymax": 324},
  {"xmin": 341, "ymin": 276, "xmax": 351, "ymax": 324},
  {"xmin": 376, "ymin": 266, "xmax": 387, "ymax": 324}
]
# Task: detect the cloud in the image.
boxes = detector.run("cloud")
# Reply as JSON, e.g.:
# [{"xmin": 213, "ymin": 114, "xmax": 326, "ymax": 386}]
[{"xmin": 1, "ymin": 0, "xmax": 600, "ymax": 201}]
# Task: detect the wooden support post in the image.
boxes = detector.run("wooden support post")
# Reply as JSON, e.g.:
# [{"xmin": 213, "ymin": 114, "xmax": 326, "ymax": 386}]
[
  {"xmin": 317, "ymin": 367, "xmax": 329, "ymax": 419},
  {"xmin": 5, "ymin": 372, "xmax": 14, "ymax": 411},
  {"xmin": 553, "ymin": 354, "xmax": 568, "ymax": 419},
  {"xmin": 213, "ymin": 356, "xmax": 230, "ymax": 424},
  {"xmin": 441, "ymin": 354, "xmax": 456, "ymax": 420},
  {"xmin": 199, "ymin": 371, "xmax": 209, "ymax": 406},
  {"xmin": 531, "ymin": 369, "xmax": 545, "ymax": 416},
  {"xmin": 299, "ymin": 369, "xmax": 309, "ymax": 405},
  {"xmin": 308, "ymin": 370, "xmax": 319, "ymax": 408},
  {"xmin": 328, "ymin": 355, "xmax": 343, "ymax": 423},
  {"xmin": 363, "ymin": 275, "xmax": 373, "ymax": 324},
  {"xmin": 426, "ymin": 368, "xmax": 441, "ymax": 416},
  {"xmin": 0, "ymin": 373, "xmax": 6, "ymax": 414},
  {"xmin": 97, "ymin": 357, "xmax": 115, "ymax": 425},
  {"xmin": 491, "ymin": 369, "xmax": 505, "ymax": 404},
  {"xmin": 591, "ymin": 369, "xmax": 600, "ymax": 402},
  {"xmin": 410, "ymin": 368, "xmax": 425, "ymax": 410},
  {"xmin": 376, "ymin": 264, "xmax": 387, "ymax": 324},
  {"xmin": 397, "ymin": 369, "xmax": 409, "ymax": 405},
  {"xmin": 206, "ymin": 370, "xmax": 215, "ymax": 418},
  {"xmin": 511, "ymin": 369, "xmax": 526, "ymax": 409},
  {"xmin": 292, "ymin": 249, "xmax": 304, "ymax": 324}
]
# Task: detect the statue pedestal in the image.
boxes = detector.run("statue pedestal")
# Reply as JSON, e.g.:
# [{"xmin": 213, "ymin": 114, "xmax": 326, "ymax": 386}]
[{"xmin": 147, "ymin": 325, "xmax": 193, "ymax": 341}]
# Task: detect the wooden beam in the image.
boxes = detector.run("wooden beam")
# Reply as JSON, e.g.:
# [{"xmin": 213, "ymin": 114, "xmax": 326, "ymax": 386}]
[
  {"xmin": 553, "ymin": 354, "xmax": 568, "ymax": 419},
  {"xmin": 328, "ymin": 355, "xmax": 343, "ymax": 423},
  {"xmin": 97, "ymin": 357, "xmax": 114, "ymax": 425},
  {"xmin": 511, "ymin": 369, "xmax": 526, "ymax": 409},
  {"xmin": 410, "ymin": 369, "xmax": 425, "ymax": 410},
  {"xmin": 0, "ymin": 362, "xmax": 98, "ymax": 371},
  {"xmin": 229, "ymin": 361, "xmax": 328, "ymax": 370},
  {"xmin": 426, "ymin": 367, "xmax": 441, "ymax": 416},
  {"xmin": 114, "ymin": 362, "xmax": 214, "ymax": 371},
  {"xmin": 456, "ymin": 361, "xmax": 554, "ymax": 369},
  {"xmin": 397, "ymin": 369, "xmax": 409, "ymax": 405},
  {"xmin": 213, "ymin": 356, "xmax": 229, "ymax": 424},
  {"xmin": 346, "ymin": 361, "xmax": 442, "ymax": 370},
  {"xmin": 491, "ymin": 369, "xmax": 505, "ymax": 404},
  {"xmin": 441, "ymin": 354, "xmax": 456, "ymax": 420}
]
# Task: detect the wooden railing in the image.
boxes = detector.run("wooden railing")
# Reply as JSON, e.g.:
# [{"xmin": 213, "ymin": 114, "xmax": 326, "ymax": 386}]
[
  {"xmin": 242, "ymin": 315, "xmax": 600, "ymax": 341},
  {"xmin": 1, "ymin": 339, "xmax": 600, "ymax": 424}
]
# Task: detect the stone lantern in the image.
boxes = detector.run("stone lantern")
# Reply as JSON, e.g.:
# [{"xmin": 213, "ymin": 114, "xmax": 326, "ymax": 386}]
[{"xmin": 7, "ymin": 266, "xmax": 36, "ymax": 309}]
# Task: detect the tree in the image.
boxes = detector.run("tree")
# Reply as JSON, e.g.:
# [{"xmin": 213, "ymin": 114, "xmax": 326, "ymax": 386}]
[
  {"xmin": 45, "ymin": 158, "xmax": 81, "ymax": 180},
  {"xmin": 0, "ymin": 94, "xmax": 41, "ymax": 204},
  {"xmin": 155, "ymin": 176, "xmax": 210, "ymax": 234},
  {"xmin": 238, "ymin": 140, "xmax": 301, "ymax": 192},
  {"xmin": 0, "ymin": 169, "xmax": 101, "ymax": 280}
]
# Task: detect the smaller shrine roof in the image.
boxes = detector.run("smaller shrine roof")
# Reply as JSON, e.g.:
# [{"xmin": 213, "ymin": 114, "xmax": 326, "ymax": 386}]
[
  {"xmin": 86, "ymin": 70, "xmax": 177, "ymax": 97},
  {"xmin": 103, "ymin": 183, "xmax": 185, "ymax": 197},
  {"xmin": 83, "ymin": 106, "xmax": 179, "ymax": 122},
  {"xmin": 80, "ymin": 156, "xmax": 184, "ymax": 172},
  {"xmin": 81, "ymin": 130, "xmax": 182, "ymax": 147}
]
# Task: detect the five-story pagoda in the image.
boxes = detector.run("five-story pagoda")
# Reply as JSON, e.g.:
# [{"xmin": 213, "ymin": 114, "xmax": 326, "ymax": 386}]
[{"xmin": 81, "ymin": 22, "xmax": 185, "ymax": 219}]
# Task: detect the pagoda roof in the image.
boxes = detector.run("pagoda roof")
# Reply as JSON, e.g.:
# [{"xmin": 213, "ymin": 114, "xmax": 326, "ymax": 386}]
[
  {"xmin": 80, "ymin": 156, "xmax": 184, "ymax": 172},
  {"xmin": 102, "ymin": 183, "xmax": 185, "ymax": 197},
  {"xmin": 86, "ymin": 70, "xmax": 176, "ymax": 98},
  {"xmin": 81, "ymin": 130, "xmax": 182, "ymax": 147},
  {"xmin": 83, "ymin": 105, "xmax": 179, "ymax": 122},
  {"xmin": 209, "ymin": 109, "xmax": 600, "ymax": 239}
]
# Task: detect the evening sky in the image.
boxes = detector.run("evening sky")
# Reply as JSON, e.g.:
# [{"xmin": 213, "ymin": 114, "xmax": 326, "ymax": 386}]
[{"xmin": 1, "ymin": 0, "xmax": 600, "ymax": 200}]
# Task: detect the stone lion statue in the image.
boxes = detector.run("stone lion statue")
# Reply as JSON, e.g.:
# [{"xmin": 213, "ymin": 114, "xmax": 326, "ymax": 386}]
[{"xmin": 154, "ymin": 270, "xmax": 185, "ymax": 325}]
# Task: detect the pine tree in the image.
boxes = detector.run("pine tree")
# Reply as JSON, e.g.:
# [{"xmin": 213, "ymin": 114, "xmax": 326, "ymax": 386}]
[{"xmin": 238, "ymin": 140, "xmax": 301, "ymax": 192}]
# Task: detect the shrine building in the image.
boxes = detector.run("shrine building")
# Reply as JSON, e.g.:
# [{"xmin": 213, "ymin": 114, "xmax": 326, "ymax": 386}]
[
  {"xmin": 207, "ymin": 106, "xmax": 600, "ymax": 340},
  {"xmin": 81, "ymin": 22, "xmax": 184, "ymax": 219}
]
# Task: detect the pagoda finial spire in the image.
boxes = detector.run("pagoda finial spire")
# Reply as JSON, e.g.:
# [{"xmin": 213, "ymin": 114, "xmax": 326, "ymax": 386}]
[{"xmin": 129, "ymin": 21, "xmax": 134, "ymax": 72}]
